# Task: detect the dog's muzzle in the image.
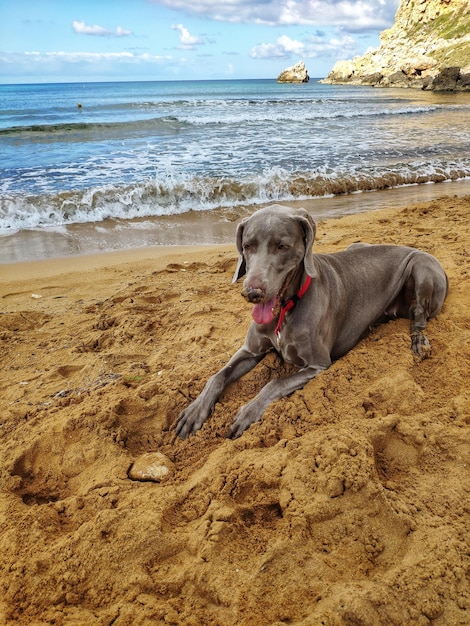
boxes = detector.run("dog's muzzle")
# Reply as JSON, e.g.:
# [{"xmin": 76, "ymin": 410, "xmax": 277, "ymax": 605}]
[{"xmin": 241, "ymin": 286, "xmax": 265, "ymax": 303}]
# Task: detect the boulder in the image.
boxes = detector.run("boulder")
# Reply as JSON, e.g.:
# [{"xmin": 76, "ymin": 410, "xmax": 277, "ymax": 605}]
[
  {"xmin": 432, "ymin": 66, "xmax": 461, "ymax": 90},
  {"xmin": 361, "ymin": 72, "xmax": 384, "ymax": 86},
  {"xmin": 277, "ymin": 61, "xmax": 309, "ymax": 83},
  {"xmin": 382, "ymin": 70, "xmax": 409, "ymax": 87},
  {"xmin": 128, "ymin": 452, "xmax": 176, "ymax": 483},
  {"xmin": 400, "ymin": 56, "xmax": 436, "ymax": 76}
]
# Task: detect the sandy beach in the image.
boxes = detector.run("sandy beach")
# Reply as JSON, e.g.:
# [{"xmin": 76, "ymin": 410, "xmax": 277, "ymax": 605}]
[{"xmin": 1, "ymin": 194, "xmax": 469, "ymax": 625}]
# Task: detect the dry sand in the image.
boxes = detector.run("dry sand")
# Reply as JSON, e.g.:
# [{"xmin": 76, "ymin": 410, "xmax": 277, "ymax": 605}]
[{"xmin": 1, "ymin": 195, "xmax": 469, "ymax": 625}]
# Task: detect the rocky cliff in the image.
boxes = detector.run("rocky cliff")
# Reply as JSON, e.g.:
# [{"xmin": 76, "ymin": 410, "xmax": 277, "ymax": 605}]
[
  {"xmin": 322, "ymin": 0, "xmax": 470, "ymax": 90},
  {"xmin": 277, "ymin": 61, "xmax": 310, "ymax": 83}
]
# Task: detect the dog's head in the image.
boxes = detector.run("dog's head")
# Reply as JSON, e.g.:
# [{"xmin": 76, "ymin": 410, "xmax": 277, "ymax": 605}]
[
  {"xmin": 233, "ymin": 205, "xmax": 317, "ymax": 284},
  {"xmin": 232, "ymin": 205, "xmax": 317, "ymax": 325}
]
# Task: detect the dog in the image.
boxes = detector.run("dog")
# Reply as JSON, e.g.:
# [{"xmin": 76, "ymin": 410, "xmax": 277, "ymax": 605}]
[{"xmin": 176, "ymin": 204, "xmax": 448, "ymax": 439}]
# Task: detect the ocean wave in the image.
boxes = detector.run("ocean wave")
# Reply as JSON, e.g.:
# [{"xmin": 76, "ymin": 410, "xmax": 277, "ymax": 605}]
[
  {"xmin": 1, "ymin": 103, "xmax": 448, "ymax": 138},
  {"xmin": 176, "ymin": 105, "xmax": 439, "ymax": 126},
  {"xmin": 0, "ymin": 116, "xmax": 188, "ymax": 138},
  {"xmin": 1, "ymin": 163, "xmax": 469, "ymax": 232}
]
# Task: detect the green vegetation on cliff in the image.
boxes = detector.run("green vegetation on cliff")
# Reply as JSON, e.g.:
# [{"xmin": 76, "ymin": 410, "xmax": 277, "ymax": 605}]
[
  {"xmin": 406, "ymin": 4, "xmax": 470, "ymax": 42},
  {"xmin": 323, "ymin": 0, "xmax": 470, "ymax": 90}
]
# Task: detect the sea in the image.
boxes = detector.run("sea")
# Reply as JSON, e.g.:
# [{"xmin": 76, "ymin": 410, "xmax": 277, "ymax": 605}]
[{"xmin": 1, "ymin": 78, "xmax": 470, "ymax": 263}]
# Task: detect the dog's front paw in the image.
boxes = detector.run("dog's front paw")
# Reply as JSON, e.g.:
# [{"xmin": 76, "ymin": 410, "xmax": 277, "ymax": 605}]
[
  {"xmin": 175, "ymin": 401, "xmax": 211, "ymax": 439},
  {"xmin": 227, "ymin": 404, "xmax": 261, "ymax": 439},
  {"xmin": 411, "ymin": 330, "xmax": 432, "ymax": 360}
]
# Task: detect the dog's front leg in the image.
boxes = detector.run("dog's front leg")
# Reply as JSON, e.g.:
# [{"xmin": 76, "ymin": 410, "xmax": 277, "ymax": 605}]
[
  {"xmin": 227, "ymin": 365, "xmax": 325, "ymax": 439},
  {"xmin": 176, "ymin": 347, "xmax": 265, "ymax": 439}
]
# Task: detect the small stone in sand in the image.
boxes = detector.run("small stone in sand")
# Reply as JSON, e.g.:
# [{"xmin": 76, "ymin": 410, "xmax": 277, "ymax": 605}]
[{"xmin": 128, "ymin": 452, "xmax": 175, "ymax": 483}]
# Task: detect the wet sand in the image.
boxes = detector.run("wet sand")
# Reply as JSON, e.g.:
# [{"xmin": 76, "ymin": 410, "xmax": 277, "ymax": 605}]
[{"xmin": 2, "ymin": 178, "xmax": 470, "ymax": 264}]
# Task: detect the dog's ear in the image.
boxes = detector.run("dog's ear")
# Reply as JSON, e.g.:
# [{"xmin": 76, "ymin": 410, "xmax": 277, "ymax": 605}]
[
  {"xmin": 232, "ymin": 218, "xmax": 248, "ymax": 283},
  {"xmin": 296, "ymin": 210, "xmax": 317, "ymax": 279}
]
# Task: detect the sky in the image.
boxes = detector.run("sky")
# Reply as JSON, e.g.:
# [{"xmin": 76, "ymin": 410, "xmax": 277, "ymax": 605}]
[{"xmin": 0, "ymin": 0, "xmax": 400, "ymax": 84}]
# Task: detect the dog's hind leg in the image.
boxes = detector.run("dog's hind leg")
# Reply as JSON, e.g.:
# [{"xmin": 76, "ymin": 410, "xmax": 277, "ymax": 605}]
[{"xmin": 408, "ymin": 257, "xmax": 448, "ymax": 359}]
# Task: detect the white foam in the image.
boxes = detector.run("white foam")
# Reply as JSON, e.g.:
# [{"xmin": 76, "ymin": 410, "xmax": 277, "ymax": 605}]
[{"xmin": 1, "ymin": 162, "xmax": 470, "ymax": 232}]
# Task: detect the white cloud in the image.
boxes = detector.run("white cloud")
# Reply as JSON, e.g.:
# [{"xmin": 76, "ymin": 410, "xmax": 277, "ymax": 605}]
[
  {"xmin": 276, "ymin": 35, "xmax": 305, "ymax": 55},
  {"xmin": 49, "ymin": 51, "xmax": 134, "ymax": 61},
  {"xmin": 249, "ymin": 42, "xmax": 286, "ymax": 60},
  {"xmin": 172, "ymin": 24, "xmax": 204, "ymax": 48},
  {"xmin": 250, "ymin": 32, "xmax": 356, "ymax": 60},
  {"xmin": 72, "ymin": 20, "xmax": 133, "ymax": 37},
  {"xmin": 249, "ymin": 35, "xmax": 305, "ymax": 60},
  {"xmin": 0, "ymin": 48, "xmax": 193, "ymax": 82},
  {"xmin": 149, "ymin": 0, "xmax": 399, "ymax": 31},
  {"xmin": 0, "ymin": 50, "xmax": 171, "ymax": 69}
]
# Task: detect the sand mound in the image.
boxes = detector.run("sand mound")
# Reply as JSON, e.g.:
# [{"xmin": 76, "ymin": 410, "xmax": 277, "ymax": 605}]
[{"xmin": 1, "ymin": 196, "xmax": 469, "ymax": 625}]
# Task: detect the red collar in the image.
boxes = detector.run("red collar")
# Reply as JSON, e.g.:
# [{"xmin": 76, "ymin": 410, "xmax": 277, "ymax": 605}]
[{"xmin": 274, "ymin": 275, "xmax": 312, "ymax": 340}]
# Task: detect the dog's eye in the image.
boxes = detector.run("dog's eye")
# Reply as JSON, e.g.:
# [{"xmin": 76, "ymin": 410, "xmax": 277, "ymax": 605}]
[{"xmin": 277, "ymin": 243, "xmax": 289, "ymax": 251}]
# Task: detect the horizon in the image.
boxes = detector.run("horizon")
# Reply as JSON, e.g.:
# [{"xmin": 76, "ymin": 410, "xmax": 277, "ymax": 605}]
[{"xmin": 0, "ymin": 76, "xmax": 328, "ymax": 87}]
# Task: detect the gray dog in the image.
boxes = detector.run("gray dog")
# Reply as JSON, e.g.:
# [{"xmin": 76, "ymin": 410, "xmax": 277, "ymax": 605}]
[{"xmin": 176, "ymin": 204, "xmax": 448, "ymax": 439}]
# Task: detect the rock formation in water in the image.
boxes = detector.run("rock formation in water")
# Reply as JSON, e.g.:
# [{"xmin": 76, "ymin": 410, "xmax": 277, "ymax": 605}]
[
  {"xmin": 321, "ymin": 0, "xmax": 470, "ymax": 90},
  {"xmin": 277, "ymin": 61, "xmax": 310, "ymax": 83}
]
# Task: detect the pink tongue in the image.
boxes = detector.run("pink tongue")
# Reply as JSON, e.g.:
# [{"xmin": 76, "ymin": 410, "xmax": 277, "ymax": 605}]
[{"xmin": 251, "ymin": 297, "xmax": 278, "ymax": 325}]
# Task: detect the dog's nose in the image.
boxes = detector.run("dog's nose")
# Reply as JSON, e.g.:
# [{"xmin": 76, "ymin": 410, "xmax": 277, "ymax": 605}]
[{"xmin": 241, "ymin": 286, "xmax": 265, "ymax": 303}]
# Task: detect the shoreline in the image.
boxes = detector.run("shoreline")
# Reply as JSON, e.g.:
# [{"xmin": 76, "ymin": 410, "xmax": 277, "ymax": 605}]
[
  {"xmin": 2, "ymin": 189, "xmax": 469, "ymax": 291},
  {"xmin": 2, "ymin": 178, "xmax": 470, "ymax": 266}
]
